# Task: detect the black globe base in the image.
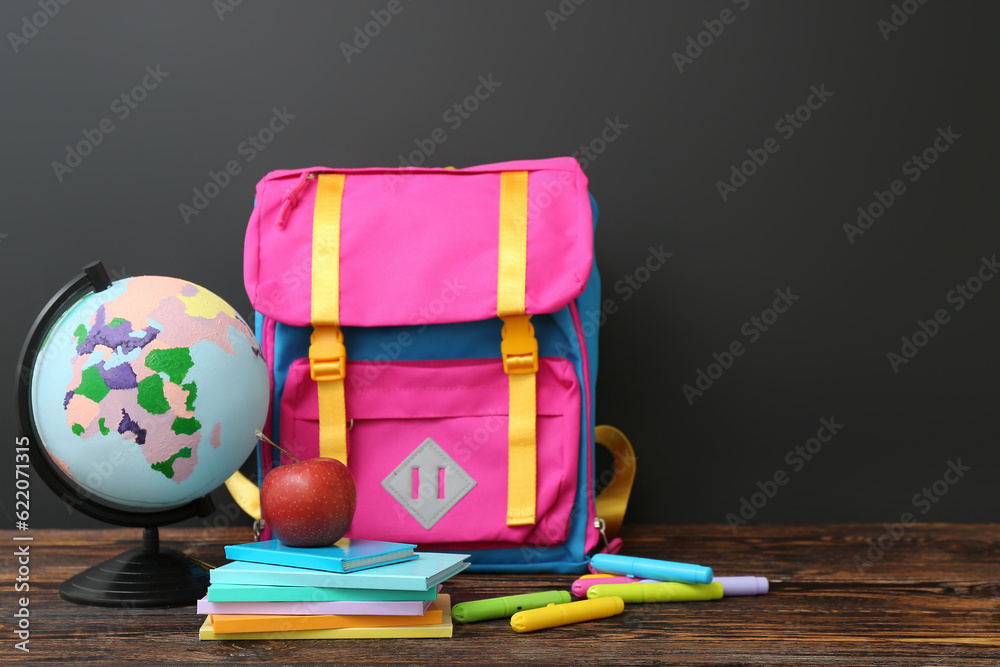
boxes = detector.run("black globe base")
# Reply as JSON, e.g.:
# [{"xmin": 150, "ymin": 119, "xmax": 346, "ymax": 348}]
[{"xmin": 58, "ymin": 527, "xmax": 209, "ymax": 608}]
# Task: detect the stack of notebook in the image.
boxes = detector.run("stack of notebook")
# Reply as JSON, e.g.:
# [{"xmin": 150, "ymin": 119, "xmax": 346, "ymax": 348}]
[{"xmin": 197, "ymin": 538, "xmax": 469, "ymax": 640}]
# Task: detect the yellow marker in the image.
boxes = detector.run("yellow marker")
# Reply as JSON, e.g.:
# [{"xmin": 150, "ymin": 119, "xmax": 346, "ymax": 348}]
[
  {"xmin": 509, "ymin": 596, "xmax": 624, "ymax": 633},
  {"xmin": 587, "ymin": 581, "xmax": 723, "ymax": 603}
]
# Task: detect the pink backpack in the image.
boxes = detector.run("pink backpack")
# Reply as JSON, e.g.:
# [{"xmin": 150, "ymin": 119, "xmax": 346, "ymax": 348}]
[{"xmin": 229, "ymin": 158, "xmax": 635, "ymax": 572}]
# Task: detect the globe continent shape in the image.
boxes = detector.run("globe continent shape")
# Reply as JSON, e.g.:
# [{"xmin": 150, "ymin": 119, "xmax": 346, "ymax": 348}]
[{"xmin": 31, "ymin": 276, "xmax": 269, "ymax": 509}]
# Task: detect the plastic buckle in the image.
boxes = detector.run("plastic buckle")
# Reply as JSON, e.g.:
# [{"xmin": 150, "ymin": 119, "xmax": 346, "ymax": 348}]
[
  {"xmin": 500, "ymin": 314, "xmax": 538, "ymax": 375},
  {"xmin": 309, "ymin": 325, "xmax": 347, "ymax": 381}
]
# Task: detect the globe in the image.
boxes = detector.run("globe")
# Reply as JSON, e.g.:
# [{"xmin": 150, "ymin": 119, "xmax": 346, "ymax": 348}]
[
  {"xmin": 29, "ymin": 273, "xmax": 268, "ymax": 510},
  {"xmin": 16, "ymin": 262, "xmax": 269, "ymax": 607}
]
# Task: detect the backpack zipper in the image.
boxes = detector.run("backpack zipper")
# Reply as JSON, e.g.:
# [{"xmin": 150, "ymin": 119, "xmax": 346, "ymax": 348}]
[{"xmin": 274, "ymin": 171, "xmax": 314, "ymax": 228}]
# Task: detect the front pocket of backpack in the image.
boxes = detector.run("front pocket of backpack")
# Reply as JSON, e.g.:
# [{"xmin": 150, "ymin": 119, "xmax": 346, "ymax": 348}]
[{"xmin": 279, "ymin": 357, "xmax": 581, "ymax": 549}]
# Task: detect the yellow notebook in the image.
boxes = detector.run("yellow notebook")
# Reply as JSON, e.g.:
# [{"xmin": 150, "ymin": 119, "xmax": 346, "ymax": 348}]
[
  {"xmin": 199, "ymin": 594, "xmax": 452, "ymax": 640},
  {"xmin": 211, "ymin": 601, "xmax": 443, "ymax": 634}
]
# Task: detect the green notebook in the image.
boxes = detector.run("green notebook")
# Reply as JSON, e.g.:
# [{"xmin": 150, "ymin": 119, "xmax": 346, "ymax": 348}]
[
  {"xmin": 207, "ymin": 583, "xmax": 439, "ymax": 602},
  {"xmin": 210, "ymin": 552, "xmax": 469, "ymax": 591}
]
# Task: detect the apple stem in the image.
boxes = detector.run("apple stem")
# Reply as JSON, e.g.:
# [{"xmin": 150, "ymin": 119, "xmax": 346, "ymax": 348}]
[{"xmin": 254, "ymin": 429, "xmax": 300, "ymax": 463}]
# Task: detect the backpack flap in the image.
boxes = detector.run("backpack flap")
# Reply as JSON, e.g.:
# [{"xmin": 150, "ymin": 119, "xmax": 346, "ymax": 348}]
[{"xmin": 244, "ymin": 158, "xmax": 593, "ymax": 328}]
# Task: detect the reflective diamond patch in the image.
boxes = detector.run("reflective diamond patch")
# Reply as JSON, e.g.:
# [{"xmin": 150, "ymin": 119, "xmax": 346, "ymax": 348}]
[{"xmin": 382, "ymin": 438, "xmax": 476, "ymax": 530}]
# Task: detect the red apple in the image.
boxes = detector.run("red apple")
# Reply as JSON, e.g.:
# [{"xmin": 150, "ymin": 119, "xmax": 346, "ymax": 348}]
[{"xmin": 260, "ymin": 457, "xmax": 357, "ymax": 548}]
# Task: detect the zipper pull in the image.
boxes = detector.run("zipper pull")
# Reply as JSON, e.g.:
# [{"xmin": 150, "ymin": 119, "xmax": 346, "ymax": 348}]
[
  {"xmin": 595, "ymin": 517, "xmax": 610, "ymax": 551},
  {"xmin": 275, "ymin": 171, "xmax": 313, "ymax": 228},
  {"xmin": 587, "ymin": 517, "xmax": 624, "ymax": 573},
  {"xmin": 253, "ymin": 518, "xmax": 264, "ymax": 542}
]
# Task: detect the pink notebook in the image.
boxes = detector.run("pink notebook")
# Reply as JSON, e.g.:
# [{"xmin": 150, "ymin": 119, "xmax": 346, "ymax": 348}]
[{"xmin": 197, "ymin": 595, "xmax": 435, "ymax": 616}]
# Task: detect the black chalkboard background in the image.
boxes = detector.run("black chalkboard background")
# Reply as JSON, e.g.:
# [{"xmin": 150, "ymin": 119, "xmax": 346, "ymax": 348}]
[{"xmin": 3, "ymin": 1, "xmax": 997, "ymax": 531}]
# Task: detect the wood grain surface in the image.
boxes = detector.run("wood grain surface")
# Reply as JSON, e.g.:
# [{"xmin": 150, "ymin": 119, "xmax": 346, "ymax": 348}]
[{"xmin": 3, "ymin": 524, "xmax": 999, "ymax": 665}]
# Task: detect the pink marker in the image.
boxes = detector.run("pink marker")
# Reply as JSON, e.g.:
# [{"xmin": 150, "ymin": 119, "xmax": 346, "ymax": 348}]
[{"xmin": 571, "ymin": 575, "xmax": 657, "ymax": 597}]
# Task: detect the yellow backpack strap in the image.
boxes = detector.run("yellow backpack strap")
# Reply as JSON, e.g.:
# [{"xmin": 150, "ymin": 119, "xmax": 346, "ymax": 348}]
[
  {"xmin": 497, "ymin": 170, "xmax": 537, "ymax": 527},
  {"xmin": 311, "ymin": 173, "xmax": 349, "ymax": 464},
  {"xmin": 224, "ymin": 469, "xmax": 261, "ymax": 521},
  {"xmin": 594, "ymin": 425, "xmax": 636, "ymax": 540}
]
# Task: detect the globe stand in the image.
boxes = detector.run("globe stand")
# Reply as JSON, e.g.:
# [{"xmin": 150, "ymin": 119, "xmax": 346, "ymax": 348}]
[
  {"xmin": 59, "ymin": 526, "xmax": 211, "ymax": 608},
  {"xmin": 15, "ymin": 261, "xmax": 218, "ymax": 609}
]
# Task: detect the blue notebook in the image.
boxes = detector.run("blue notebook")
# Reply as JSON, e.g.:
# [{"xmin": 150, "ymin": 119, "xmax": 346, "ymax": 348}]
[
  {"xmin": 210, "ymin": 553, "xmax": 470, "ymax": 591},
  {"xmin": 225, "ymin": 538, "xmax": 417, "ymax": 573}
]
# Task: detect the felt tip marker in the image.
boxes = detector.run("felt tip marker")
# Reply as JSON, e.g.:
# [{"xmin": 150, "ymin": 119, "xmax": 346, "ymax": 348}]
[
  {"xmin": 452, "ymin": 590, "xmax": 571, "ymax": 623},
  {"xmin": 589, "ymin": 553, "xmax": 714, "ymax": 585},
  {"xmin": 587, "ymin": 581, "xmax": 723, "ymax": 603},
  {"xmin": 713, "ymin": 576, "xmax": 769, "ymax": 596},
  {"xmin": 575, "ymin": 575, "xmax": 768, "ymax": 597},
  {"xmin": 510, "ymin": 596, "xmax": 625, "ymax": 633},
  {"xmin": 571, "ymin": 576, "xmax": 657, "ymax": 597}
]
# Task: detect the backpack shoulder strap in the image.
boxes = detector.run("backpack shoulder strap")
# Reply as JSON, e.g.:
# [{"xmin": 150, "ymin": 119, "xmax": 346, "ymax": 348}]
[
  {"xmin": 594, "ymin": 425, "xmax": 636, "ymax": 541},
  {"xmin": 224, "ymin": 469, "xmax": 261, "ymax": 521}
]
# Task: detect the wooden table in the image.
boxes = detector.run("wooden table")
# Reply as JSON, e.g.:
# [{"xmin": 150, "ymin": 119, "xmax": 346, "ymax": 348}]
[{"xmin": 6, "ymin": 524, "xmax": 999, "ymax": 665}]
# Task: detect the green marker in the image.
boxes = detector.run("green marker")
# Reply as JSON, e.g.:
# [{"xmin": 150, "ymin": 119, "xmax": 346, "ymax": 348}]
[
  {"xmin": 452, "ymin": 590, "xmax": 572, "ymax": 622},
  {"xmin": 587, "ymin": 581, "xmax": 724, "ymax": 603}
]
